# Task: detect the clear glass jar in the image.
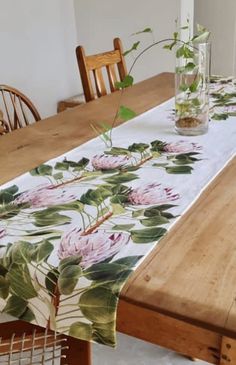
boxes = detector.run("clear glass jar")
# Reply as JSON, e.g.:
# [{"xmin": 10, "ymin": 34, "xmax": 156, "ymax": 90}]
[{"xmin": 175, "ymin": 42, "xmax": 211, "ymax": 136}]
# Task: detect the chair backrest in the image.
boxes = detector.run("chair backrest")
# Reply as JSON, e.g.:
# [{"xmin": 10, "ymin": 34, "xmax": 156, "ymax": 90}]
[
  {"xmin": 0, "ymin": 109, "xmax": 9, "ymax": 135},
  {"xmin": 76, "ymin": 38, "xmax": 128, "ymax": 102},
  {"xmin": 0, "ymin": 85, "xmax": 41, "ymax": 132}
]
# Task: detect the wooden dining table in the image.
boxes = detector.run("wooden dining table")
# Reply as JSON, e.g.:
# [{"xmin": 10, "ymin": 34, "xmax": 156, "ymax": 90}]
[{"xmin": 1, "ymin": 72, "xmax": 236, "ymax": 365}]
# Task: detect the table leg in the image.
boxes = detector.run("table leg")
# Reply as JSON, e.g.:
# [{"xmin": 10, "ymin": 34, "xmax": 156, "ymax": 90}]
[
  {"xmin": 220, "ymin": 336, "xmax": 236, "ymax": 364},
  {"xmin": 61, "ymin": 337, "xmax": 92, "ymax": 365}
]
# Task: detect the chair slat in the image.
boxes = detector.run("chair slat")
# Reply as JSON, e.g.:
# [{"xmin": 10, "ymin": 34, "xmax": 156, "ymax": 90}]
[
  {"xmin": 106, "ymin": 64, "xmax": 118, "ymax": 92},
  {"xmin": 0, "ymin": 85, "xmax": 40, "ymax": 133},
  {"xmin": 76, "ymin": 38, "xmax": 128, "ymax": 102},
  {"xmin": 93, "ymin": 68, "xmax": 107, "ymax": 97}
]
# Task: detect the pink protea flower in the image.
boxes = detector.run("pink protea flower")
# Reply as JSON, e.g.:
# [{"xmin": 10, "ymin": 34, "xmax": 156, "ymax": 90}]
[
  {"xmin": 58, "ymin": 228, "xmax": 130, "ymax": 269},
  {"xmin": 128, "ymin": 183, "xmax": 179, "ymax": 205},
  {"xmin": 14, "ymin": 184, "xmax": 77, "ymax": 208},
  {"xmin": 163, "ymin": 141, "xmax": 201, "ymax": 154},
  {"xmin": 0, "ymin": 228, "xmax": 6, "ymax": 240},
  {"xmin": 92, "ymin": 154, "xmax": 131, "ymax": 170}
]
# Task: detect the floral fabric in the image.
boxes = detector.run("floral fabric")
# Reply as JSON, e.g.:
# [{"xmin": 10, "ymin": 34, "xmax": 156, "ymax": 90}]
[{"xmin": 0, "ymin": 80, "xmax": 236, "ymax": 347}]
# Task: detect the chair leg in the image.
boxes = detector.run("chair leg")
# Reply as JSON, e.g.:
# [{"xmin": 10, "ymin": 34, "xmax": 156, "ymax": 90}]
[{"xmin": 61, "ymin": 336, "xmax": 92, "ymax": 365}]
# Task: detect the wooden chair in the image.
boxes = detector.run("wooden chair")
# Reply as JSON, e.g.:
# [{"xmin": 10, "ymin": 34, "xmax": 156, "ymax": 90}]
[
  {"xmin": 76, "ymin": 38, "xmax": 128, "ymax": 102},
  {"xmin": 0, "ymin": 321, "xmax": 91, "ymax": 365},
  {"xmin": 0, "ymin": 109, "xmax": 9, "ymax": 135},
  {"xmin": 0, "ymin": 85, "xmax": 41, "ymax": 132}
]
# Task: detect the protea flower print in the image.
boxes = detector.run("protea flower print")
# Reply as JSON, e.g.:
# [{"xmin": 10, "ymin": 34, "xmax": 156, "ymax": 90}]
[
  {"xmin": 163, "ymin": 141, "xmax": 201, "ymax": 154},
  {"xmin": 92, "ymin": 154, "xmax": 131, "ymax": 170},
  {"xmin": 0, "ymin": 228, "xmax": 6, "ymax": 240},
  {"xmin": 14, "ymin": 184, "xmax": 77, "ymax": 208},
  {"xmin": 128, "ymin": 183, "xmax": 179, "ymax": 205},
  {"xmin": 58, "ymin": 228, "xmax": 130, "ymax": 269}
]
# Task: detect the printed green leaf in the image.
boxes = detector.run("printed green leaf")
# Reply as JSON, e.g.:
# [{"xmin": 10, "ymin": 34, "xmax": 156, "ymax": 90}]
[
  {"xmin": 165, "ymin": 165, "xmax": 193, "ymax": 174},
  {"xmin": 132, "ymin": 208, "xmax": 145, "ymax": 218},
  {"xmin": 128, "ymin": 143, "xmax": 149, "ymax": 153},
  {"xmin": 79, "ymin": 287, "xmax": 117, "ymax": 323},
  {"xmin": 53, "ymin": 172, "xmax": 63, "ymax": 180},
  {"xmin": 105, "ymin": 173, "xmax": 138, "ymax": 185},
  {"xmin": 0, "ymin": 204, "xmax": 23, "ymax": 220},
  {"xmin": 211, "ymin": 113, "xmax": 229, "ymax": 121},
  {"xmin": 111, "ymin": 203, "xmax": 126, "ymax": 215},
  {"xmin": 84, "ymin": 262, "xmax": 131, "ymax": 281},
  {"xmin": 33, "ymin": 210, "xmax": 71, "ymax": 227},
  {"xmin": 118, "ymin": 106, "xmax": 136, "ymax": 121},
  {"xmin": 7, "ymin": 264, "xmax": 38, "ymax": 299},
  {"xmin": 80, "ymin": 186, "xmax": 112, "ymax": 205},
  {"xmin": 30, "ymin": 240, "xmax": 54, "ymax": 263},
  {"xmin": 150, "ymin": 140, "xmax": 167, "ymax": 152},
  {"xmin": 140, "ymin": 216, "xmax": 169, "ymax": 227},
  {"xmin": 20, "ymin": 307, "xmax": 36, "ymax": 322},
  {"xmin": 59, "ymin": 256, "xmax": 82, "ymax": 272},
  {"xmin": 131, "ymin": 227, "xmax": 167, "ymax": 243},
  {"xmin": 92, "ymin": 321, "xmax": 116, "ymax": 347},
  {"xmin": 58, "ymin": 265, "xmax": 82, "ymax": 295},
  {"xmin": 38, "ymin": 164, "xmax": 53, "ymax": 176},
  {"xmin": 69, "ymin": 322, "xmax": 93, "ymax": 341},
  {"xmin": 112, "ymin": 224, "xmax": 135, "ymax": 231},
  {"xmin": 45, "ymin": 268, "xmax": 59, "ymax": 297},
  {"xmin": 115, "ymin": 75, "xmax": 134, "ymax": 89},
  {"xmin": 113, "ymin": 256, "xmax": 142, "ymax": 268},
  {"xmin": 3, "ymin": 295, "xmax": 28, "ymax": 317},
  {"xmin": 0, "ymin": 185, "xmax": 18, "ymax": 204},
  {"xmin": 0, "ymin": 275, "xmax": 10, "ymax": 299},
  {"xmin": 55, "ymin": 162, "xmax": 69, "ymax": 171},
  {"xmin": 10, "ymin": 241, "xmax": 33, "ymax": 264},
  {"xmin": 105, "ymin": 147, "xmax": 130, "ymax": 156}
]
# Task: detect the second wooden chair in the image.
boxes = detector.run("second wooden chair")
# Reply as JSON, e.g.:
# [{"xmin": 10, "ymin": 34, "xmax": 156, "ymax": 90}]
[
  {"xmin": 0, "ymin": 85, "xmax": 41, "ymax": 132},
  {"xmin": 76, "ymin": 38, "xmax": 128, "ymax": 102}
]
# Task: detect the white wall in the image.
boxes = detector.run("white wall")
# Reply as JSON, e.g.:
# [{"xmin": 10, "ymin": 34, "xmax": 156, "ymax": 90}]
[
  {"xmin": 74, "ymin": 0, "xmax": 181, "ymax": 83},
  {"xmin": 0, "ymin": 0, "xmax": 79, "ymax": 118},
  {"xmin": 195, "ymin": 0, "xmax": 236, "ymax": 76}
]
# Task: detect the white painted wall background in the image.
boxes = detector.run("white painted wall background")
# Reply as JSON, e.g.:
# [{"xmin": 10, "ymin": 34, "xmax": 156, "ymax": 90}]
[
  {"xmin": 0, "ymin": 0, "xmax": 79, "ymax": 118},
  {"xmin": 194, "ymin": 0, "xmax": 236, "ymax": 76},
  {"xmin": 73, "ymin": 0, "xmax": 181, "ymax": 84}
]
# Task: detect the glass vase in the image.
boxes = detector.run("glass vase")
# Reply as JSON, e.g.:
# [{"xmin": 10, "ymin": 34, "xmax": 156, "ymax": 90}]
[{"xmin": 175, "ymin": 42, "xmax": 211, "ymax": 136}]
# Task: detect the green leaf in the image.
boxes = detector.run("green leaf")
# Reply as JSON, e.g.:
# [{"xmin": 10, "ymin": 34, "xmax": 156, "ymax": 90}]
[
  {"xmin": 140, "ymin": 216, "xmax": 169, "ymax": 227},
  {"xmin": 0, "ymin": 204, "xmax": 23, "ymax": 220},
  {"xmin": 19, "ymin": 307, "xmax": 36, "ymax": 322},
  {"xmin": 189, "ymin": 79, "xmax": 199, "ymax": 93},
  {"xmin": 132, "ymin": 208, "xmax": 145, "ymax": 218},
  {"xmin": 211, "ymin": 113, "xmax": 229, "ymax": 121},
  {"xmin": 128, "ymin": 143, "xmax": 149, "ymax": 153},
  {"xmin": 84, "ymin": 262, "xmax": 131, "ymax": 282},
  {"xmin": 7, "ymin": 264, "xmax": 38, "ymax": 299},
  {"xmin": 69, "ymin": 322, "xmax": 93, "ymax": 341},
  {"xmin": 118, "ymin": 106, "xmax": 136, "ymax": 121},
  {"xmin": 3, "ymin": 295, "xmax": 28, "ymax": 317},
  {"xmin": 38, "ymin": 164, "xmax": 53, "ymax": 176},
  {"xmin": 104, "ymin": 172, "xmax": 138, "ymax": 185},
  {"xmin": 45, "ymin": 268, "xmax": 59, "ymax": 296},
  {"xmin": 165, "ymin": 165, "xmax": 193, "ymax": 174},
  {"xmin": 58, "ymin": 265, "xmax": 82, "ymax": 295},
  {"xmin": 123, "ymin": 41, "xmax": 140, "ymax": 56},
  {"xmin": 150, "ymin": 140, "xmax": 167, "ymax": 152},
  {"xmin": 79, "ymin": 287, "xmax": 117, "ymax": 323},
  {"xmin": 105, "ymin": 147, "xmax": 130, "ymax": 156},
  {"xmin": 112, "ymin": 224, "xmax": 134, "ymax": 231},
  {"xmin": 131, "ymin": 227, "xmax": 167, "ymax": 243},
  {"xmin": 59, "ymin": 256, "xmax": 82, "ymax": 272},
  {"xmin": 80, "ymin": 186, "xmax": 112, "ymax": 205},
  {"xmin": 132, "ymin": 27, "xmax": 153, "ymax": 35},
  {"xmin": 92, "ymin": 321, "xmax": 116, "ymax": 347},
  {"xmin": 115, "ymin": 75, "xmax": 134, "ymax": 89},
  {"xmin": 33, "ymin": 210, "xmax": 71, "ymax": 227},
  {"xmin": 176, "ymin": 45, "xmax": 194, "ymax": 59},
  {"xmin": 113, "ymin": 256, "xmax": 142, "ymax": 268},
  {"xmin": 55, "ymin": 162, "xmax": 69, "ymax": 171},
  {"xmin": 10, "ymin": 241, "xmax": 33, "ymax": 264},
  {"xmin": 0, "ymin": 185, "xmax": 18, "ymax": 205},
  {"xmin": 111, "ymin": 203, "xmax": 126, "ymax": 215},
  {"xmin": 0, "ymin": 275, "xmax": 10, "ymax": 299},
  {"xmin": 30, "ymin": 240, "xmax": 54, "ymax": 262},
  {"xmin": 53, "ymin": 172, "xmax": 63, "ymax": 180}
]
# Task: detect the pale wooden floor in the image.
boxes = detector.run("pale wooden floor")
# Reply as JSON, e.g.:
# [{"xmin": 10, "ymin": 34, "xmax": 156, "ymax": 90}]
[{"xmin": 93, "ymin": 333, "xmax": 208, "ymax": 365}]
